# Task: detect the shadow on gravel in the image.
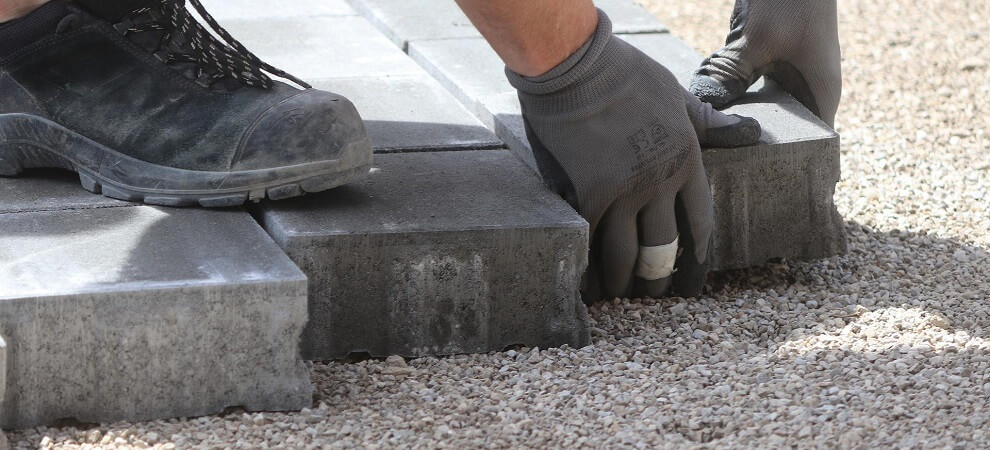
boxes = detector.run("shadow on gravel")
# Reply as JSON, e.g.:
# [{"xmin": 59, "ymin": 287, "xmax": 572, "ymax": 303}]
[
  {"xmin": 589, "ymin": 218, "xmax": 989, "ymax": 350},
  {"xmin": 573, "ymin": 220, "xmax": 990, "ymax": 445},
  {"xmin": 702, "ymin": 219, "xmax": 990, "ymax": 340}
]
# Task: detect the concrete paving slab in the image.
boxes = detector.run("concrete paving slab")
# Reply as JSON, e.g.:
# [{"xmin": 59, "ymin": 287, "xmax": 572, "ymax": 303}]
[
  {"xmin": 619, "ymin": 34, "xmax": 705, "ymax": 84},
  {"xmin": 0, "ymin": 207, "xmax": 312, "ymax": 429},
  {"xmin": 198, "ymin": 0, "xmax": 355, "ymax": 20},
  {"xmin": 346, "ymin": 0, "xmax": 479, "ymax": 50},
  {"xmin": 596, "ymin": 0, "xmax": 671, "ymax": 34},
  {"xmin": 255, "ymin": 150, "xmax": 590, "ymax": 360},
  {"xmin": 222, "ymin": 16, "xmax": 423, "ymax": 80},
  {"xmin": 479, "ymin": 93, "xmax": 534, "ymax": 168},
  {"xmin": 412, "ymin": 32, "xmax": 845, "ymax": 270},
  {"xmin": 0, "ymin": 169, "xmax": 132, "ymax": 214},
  {"xmin": 348, "ymin": 0, "xmax": 667, "ymax": 50},
  {"xmin": 1, "ymin": 336, "xmax": 6, "ymax": 410},
  {"xmin": 409, "ymin": 38, "xmax": 510, "ymax": 118},
  {"xmin": 0, "ymin": 336, "xmax": 5, "ymax": 447},
  {"xmin": 311, "ymin": 76, "xmax": 502, "ymax": 153}
]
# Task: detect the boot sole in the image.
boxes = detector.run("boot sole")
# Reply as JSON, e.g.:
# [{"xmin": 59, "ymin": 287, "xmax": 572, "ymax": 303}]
[{"xmin": 0, "ymin": 113, "xmax": 373, "ymax": 207}]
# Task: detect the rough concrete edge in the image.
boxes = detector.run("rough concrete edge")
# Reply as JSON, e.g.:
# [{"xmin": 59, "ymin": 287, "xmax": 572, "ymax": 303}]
[
  {"xmin": 705, "ymin": 134, "xmax": 846, "ymax": 271},
  {"xmin": 249, "ymin": 149, "xmax": 591, "ymax": 360},
  {"xmin": 0, "ymin": 209, "xmax": 313, "ymax": 428},
  {"xmin": 283, "ymin": 224, "xmax": 591, "ymax": 361},
  {"xmin": 0, "ymin": 186, "xmax": 140, "ymax": 216},
  {"xmin": 0, "ymin": 278, "xmax": 312, "ymax": 430},
  {"xmin": 0, "ymin": 270, "xmax": 309, "ymax": 302},
  {"xmin": 1, "ymin": 335, "xmax": 6, "ymax": 443}
]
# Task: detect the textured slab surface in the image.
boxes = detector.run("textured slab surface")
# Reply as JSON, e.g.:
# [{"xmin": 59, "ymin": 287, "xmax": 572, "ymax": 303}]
[
  {"xmin": 411, "ymin": 32, "xmax": 845, "ymax": 269},
  {"xmin": 199, "ymin": 0, "xmax": 355, "ymax": 20},
  {"xmin": 348, "ymin": 0, "xmax": 668, "ymax": 50},
  {"xmin": 0, "ymin": 206, "xmax": 312, "ymax": 428},
  {"xmin": 256, "ymin": 150, "xmax": 590, "ymax": 360},
  {"xmin": 311, "ymin": 76, "xmax": 501, "ymax": 153},
  {"xmin": 0, "ymin": 169, "xmax": 132, "ymax": 214},
  {"xmin": 224, "ymin": 13, "xmax": 502, "ymax": 153},
  {"xmin": 409, "ymin": 38, "xmax": 511, "ymax": 125},
  {"xmin": 0, "ymin": 335, "xmax": 5, "ymax": 411},
  {"xmin": 0, "ymin": 336, "xmax": 5, "ymax": 448},
  {"xmin": 223, "ymin": 16, "xmax": 423, "ymax": 80}
]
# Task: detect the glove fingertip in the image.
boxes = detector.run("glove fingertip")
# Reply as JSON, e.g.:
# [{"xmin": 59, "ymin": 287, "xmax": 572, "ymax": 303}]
[
  {"xmin": 670, "ymin": 195, "xmax": 713, "ymax": 298},
  {"xmin": 635, "ymin": 277, "xmax": 672, "ymax": 300},
  {"xmin": 705, "ymin": 115, "xmax": 762, "ymax": 148},
  {"xmin": 689, "ymin": 73, "xmax": 746, "ymax": 109},
  {"xmin": 671, "ymin": 233, "xmax": 710, "ymax": 297},
  {"xmin": 671, "ymin": 253, "xmax": 709, "ymax": 298}
]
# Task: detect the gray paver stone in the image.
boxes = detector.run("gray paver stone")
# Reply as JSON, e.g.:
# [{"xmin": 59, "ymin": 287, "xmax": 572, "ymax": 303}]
[
  {"xmin": 480, "ymin": 93, "xmax": 532, "ymax": 167},
  {"xmin": 409, "ymin": 38, "xmax": 512, "ymax": 123},
  {"xmin": 411, "ymin": 32, "xmax": 845, "ymax": 270},
  {"xmin": 0, "ymin": 336, "xmax": 5, "ymax": 448},
  {"xmin": 0, "ymin": 207, "xmax": 312, "ymax": 429},
  {"xmin": 311, "ymin": 76, "xmax": 502, "ymax": 153},
  {"xmin": 1, "ymin": 335, "xmax": 6, "ymax": 411},
  {"xmin": 255, "ymin": 150, "xmax": 590, "ymax": 359},
  {"xmin": 347, "ymin": 0, "xmax": 667, "ymax": 50},
  {"xmin": 595, "ymin": 0, "xmax": 671, "ymax": 34},
  {"xmin": 0, "ymin": 169, "xmax": 132, "ymax": 214},
  {"xmin": 198, "ymin": 0, "xmax": 355, "ymax": 20},
  {"xmin": 222, "ymin": 16, "xmax": 422, "ymax": 80}
]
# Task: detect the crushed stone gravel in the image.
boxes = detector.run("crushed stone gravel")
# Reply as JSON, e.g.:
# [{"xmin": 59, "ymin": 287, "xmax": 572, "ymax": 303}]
[{"xmin": 7, "ymin": 0, "xmax": 990, "ymax": 447}]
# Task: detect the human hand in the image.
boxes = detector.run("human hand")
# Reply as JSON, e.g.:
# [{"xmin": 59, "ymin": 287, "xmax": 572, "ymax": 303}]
[
  {"xmin": 508, "ymin": 10, "xmax": 761, "ymax": 301},
  {"xmin": 691, "ymin": 0, "xmax": 841, "ymax": 126}
]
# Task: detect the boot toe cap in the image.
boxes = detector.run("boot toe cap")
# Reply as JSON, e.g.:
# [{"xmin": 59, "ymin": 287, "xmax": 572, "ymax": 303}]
[{"xmin": 233, "ymin": 89, "xmax": 371, "ymax": 171}]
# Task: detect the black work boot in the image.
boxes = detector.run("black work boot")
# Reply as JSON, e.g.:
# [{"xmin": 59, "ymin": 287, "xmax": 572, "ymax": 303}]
[{"xmin": 0, "ymin": 0, "xmax": 373, "ymax": 207}]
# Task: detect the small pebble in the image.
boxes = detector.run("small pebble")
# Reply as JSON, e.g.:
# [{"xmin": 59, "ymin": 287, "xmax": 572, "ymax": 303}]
[{"xmin": 959, "ymin": 57, "xmax": 986, "ymax": 71}]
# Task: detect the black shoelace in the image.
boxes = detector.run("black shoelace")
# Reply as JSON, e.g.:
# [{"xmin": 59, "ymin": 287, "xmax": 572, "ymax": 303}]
[{"xmin": 113, "ymin": 0, "xmax": 311, "ymax": 89}]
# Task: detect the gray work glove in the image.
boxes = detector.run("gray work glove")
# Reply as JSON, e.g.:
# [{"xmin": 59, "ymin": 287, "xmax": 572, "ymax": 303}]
[
  {"xmin": 691, "ymin": 0, "xmax": 841, "ymax": 126},
  {"xmin": 506, "ymin": 10, "xmax": 761, "ymax": 301}
]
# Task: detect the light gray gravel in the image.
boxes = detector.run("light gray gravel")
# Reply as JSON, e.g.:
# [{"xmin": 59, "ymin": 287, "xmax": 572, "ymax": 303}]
[{"xmin": 7, "ymin": 0, "xmax": 990, "ymax": 448}]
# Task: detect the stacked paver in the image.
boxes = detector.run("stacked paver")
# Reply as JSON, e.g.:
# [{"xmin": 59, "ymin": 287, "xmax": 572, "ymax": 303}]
[
  {"xmin": 0, "ymin": 175, "xmax": 312, "ymax": 428},
  {"xmin": 256, "ymin": 151, "xmax": 589, "ymax": 360},
  {"xmin": 0, "ymin": 0, "xmax": 844, "ymax": 428},
  {"xmin": 219, "ymin": 2, "xmax": 591, "ymax": 360}
]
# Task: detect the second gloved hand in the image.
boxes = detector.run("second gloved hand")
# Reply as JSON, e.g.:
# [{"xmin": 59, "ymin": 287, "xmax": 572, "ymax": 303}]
[
  {"xmin": 691, "ymin": 0, "xmax": 841, "ymax": 127},
  {"xmin": 507, "ymin": 10, "xmax": 761, "ymax": 301}
]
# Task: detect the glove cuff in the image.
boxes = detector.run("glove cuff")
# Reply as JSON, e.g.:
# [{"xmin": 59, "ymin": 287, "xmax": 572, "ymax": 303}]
[{"xmin": 506, "ymin": 8, "xmax": 613, "ymax": 95}]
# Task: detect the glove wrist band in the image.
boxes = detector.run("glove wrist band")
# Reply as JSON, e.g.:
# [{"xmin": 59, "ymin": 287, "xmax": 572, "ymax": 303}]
[{"xmin": 505, "ymin": 8, "xmax": 613, "ymax": 96}]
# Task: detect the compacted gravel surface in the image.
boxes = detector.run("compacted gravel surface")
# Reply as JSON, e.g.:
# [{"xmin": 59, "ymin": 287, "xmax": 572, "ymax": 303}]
[{"xmin": 8, "ymin": 0, "xmax": 990, "ymax": 448}]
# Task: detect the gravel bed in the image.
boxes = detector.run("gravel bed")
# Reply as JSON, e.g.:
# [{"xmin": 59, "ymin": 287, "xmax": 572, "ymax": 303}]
[{"xmin": 8, "ymin": 0, "xmax": 990, "ymax": 447}]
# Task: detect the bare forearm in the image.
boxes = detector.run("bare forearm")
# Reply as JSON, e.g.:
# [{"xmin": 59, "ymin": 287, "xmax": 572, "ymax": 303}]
[
  {"xmin": 455, "ymin": 0, "xmax": 598, "ymax": 77},
  {"xmin": 0, "ymin": 0, "xmax": 50, "ymax": 21}
]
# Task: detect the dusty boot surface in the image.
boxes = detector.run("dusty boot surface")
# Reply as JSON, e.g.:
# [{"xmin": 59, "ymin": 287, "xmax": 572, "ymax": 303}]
[{"xmin": 0, "ymin": 0, "xmax": 373, "ymax": 207}]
